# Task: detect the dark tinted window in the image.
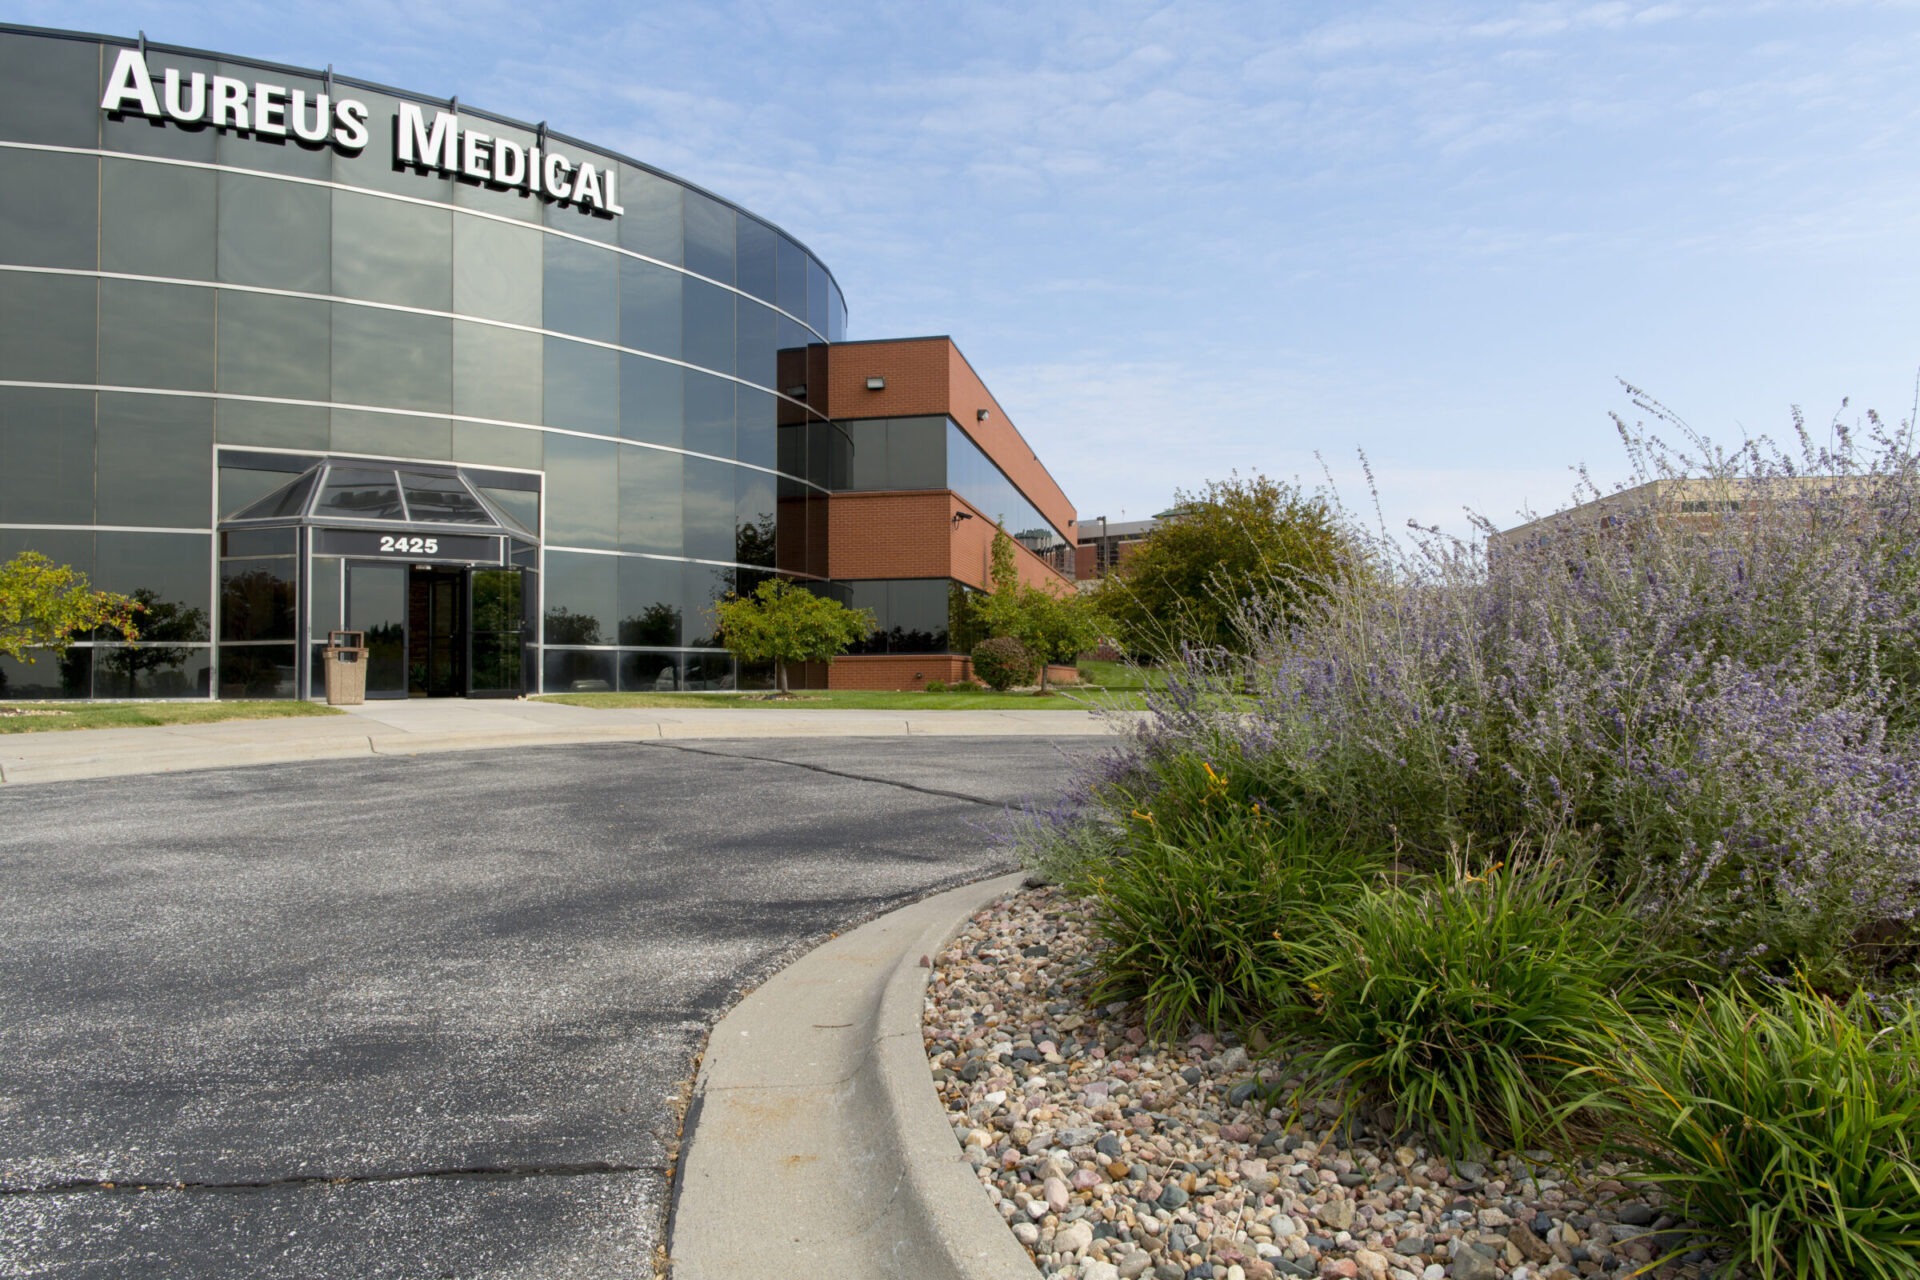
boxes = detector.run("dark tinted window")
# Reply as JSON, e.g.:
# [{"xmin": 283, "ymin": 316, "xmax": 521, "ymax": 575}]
[
  {"xmin": 736, "ymin": 217, "xmax": 777, "ymax": 303},
  {"xmin": 737, "ymin": 387, "xmax": 777, "ymax": 472},
  {"xmin": 220, "ymin": 557, "xmax": 296, "ymax": 641},
  {"xmin": 314, "ymin": 467, "xmax": 404, "ymax": 520},
  {"xmin": 616, "ymin": 166, "xmax": 682, "ymax": 265},
  {"xmin": 543, "ymin": 338, "xmax": 618, "ymax": 435},
  {"xmin": 618, "ymin": 556, "xmax": 682, "ymax": 646},
  {"xmin": 619, "ymin": 445, "xmax": 682, "ymax": 556},
  {"xmin": 216, "ymin": 400, "xmax": 331, "ymax": 450},
  {"xmin": 735, "ymin": 468, "xmax": 776, "ymax": 568},
  {"xmin": 544, "ymin": 647, "xmax": 615, "ymax": 692},
  {"xmin": 806, "ymin": 258, "xmax": 830, "ymax": 336},
  {"xmin": 544, "ymin": 237, "xmax": 618, "ymax": 341},
  {"xmin": 620, "ymin": 355, "xmax": 682, "ymax": 448},
  {"xmin": 96, "ymin": 530, "xmax": 213, "ymax": 641},
  {"xmin": 618, "ymin": 258, "xmax": 681, "ymax": 358},
  {"xmin": 99, "ymin": 281, "xmax": 214, "ymax": 391},
  {"xmin": 736, "ymin": 299, "xmax": 776, "ymax": 389},
  {"xmin": 331, "ymin": 305, "xmax": 452, "ymax": 412},
  {"xmin": 0, "ymin": 33, "xmax": 101, "ymax": 147},
  {"xmin": 331, "ymin": 409, "xmax": 451, "ymax": 460},
  {"xmin": 0, "ymin": 149, "xmax": 97, "ymax": 269},
  {"xmin": 775, "ymin": 236, "xmax": 806, "ymax": 319},
  {"xmin": 683, "ymin": 191, "xmax": 734, "ymax": 285},
  {"xmin": 95, "ymin": 393, "xmax": 213, "ymax": 528},
  {"xmin": 0, "ymin": 387, "xmax": 94, "ymax": 525},
  {"xmin": 218, "ymin": 173, "xmax": 331, "ymax": 291},
  {"xmin": 332, "ymin": 190, "xmax": 452, "ymax": 308},
  {"xmin": 101, "ymin": 159, "xmax": 216, "ymax": 279},
  {"xmin": 453, "ymin": 213, "xmax": 542, "ymax": 325},
  {"xmin": 682, "ymin": 458, "xmax": 736, "ymax": 563},
  {"xmin": 218, "ymin": 290, "xmax": 331, "ymax": 401},
  {"xmin": 542, "ymin": 433, "xmax": 617, "ymax": 550},
  {"xmin": 542, "ymin": 550, "xmax": 616, "ymax": 645},
  {"xmin": 453, "ymin": 322, "xmax": 543, "ymax": 424},
  {"xmin": 681, "ymin": 278, "xmax": 735, "ymax": 376},
  {"xmin": 401, "ymin": 473, "xmax": 491, "ymax": 523},
  {"xmin": 683, "ymin": 370, "xmax": 734, "ymax": 459}
]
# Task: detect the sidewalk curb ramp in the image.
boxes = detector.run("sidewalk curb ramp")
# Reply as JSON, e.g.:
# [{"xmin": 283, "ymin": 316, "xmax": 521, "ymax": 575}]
[{"xmin": 669, "ymin": 871, "xmax": 1041, "ymax": 1280}]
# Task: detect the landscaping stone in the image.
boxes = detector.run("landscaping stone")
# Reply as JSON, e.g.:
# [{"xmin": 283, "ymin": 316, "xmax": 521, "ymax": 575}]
[{"xmin": 924, "ymin": 885, "xmax": 1736, "ymax": 1279}]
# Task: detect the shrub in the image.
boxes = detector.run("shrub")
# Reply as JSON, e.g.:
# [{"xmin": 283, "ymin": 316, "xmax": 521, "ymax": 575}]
[
  {"xmin": 970, "ymin": 636, "xmax": 1034, "ymax": 691},
  {"xmin": 1085, "ymin": 801, "xmax": 1382, "ymax": 1040},
  {"xmin": 923, "ymin": 679, "xmax": 946, "ymax": 693},
  {"xmin": 1591, "ymin": 983, "xmax": 1920, "ymax": 1280},
  {"xmin": 1285, "ymin": 855, "xmax": 1663, "ymax": 1157}
]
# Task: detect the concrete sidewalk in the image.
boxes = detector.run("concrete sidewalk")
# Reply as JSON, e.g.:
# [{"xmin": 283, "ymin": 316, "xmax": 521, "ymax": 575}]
[{"xmin": 0, "ymin": 698, "xmax": 1135, "ymax": 785}]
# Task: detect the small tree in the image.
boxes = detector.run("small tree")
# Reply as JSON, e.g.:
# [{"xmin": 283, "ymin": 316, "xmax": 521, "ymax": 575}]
[
  {"xmin": 977, "ymin": 524, "xmax": 1101, "ymax": 691},
  {"xmin": 971, "ymin": 636, "xmax": 1034, "ymax": 691},
  {"xmin": 713, "ymin": 578, "xmax": 874, "ymax": 695},
  {"xmin": 1092, "ymin": 472, "xmax": 1354, "ymax": 660},
  {"xmin": 0, "ymin": 551, "xmax": 141, "ymax": 664}
]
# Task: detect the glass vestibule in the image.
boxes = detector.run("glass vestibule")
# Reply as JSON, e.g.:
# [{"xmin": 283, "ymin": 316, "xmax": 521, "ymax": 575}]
[{"xmin": 222, "ymin": 458, "xmax": 537, "ymax": 699}]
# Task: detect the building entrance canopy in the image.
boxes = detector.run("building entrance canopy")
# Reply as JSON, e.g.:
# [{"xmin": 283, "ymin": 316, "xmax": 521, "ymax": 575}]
[{"xmin": 221, "ymin": 461, "xmax": 537, "ymax": 567}]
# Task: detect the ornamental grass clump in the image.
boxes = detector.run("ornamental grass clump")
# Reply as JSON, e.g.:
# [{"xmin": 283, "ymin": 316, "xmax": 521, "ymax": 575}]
[
  {"xmin": 1083, "ymin": 787, "xmax": 1381, "ymax": 1041},
  {"xmin": 1590, "ymin": 983, "xmax": 1920, "ymax": 1280},
  {"xmin": 1282, "ymin": 854, "xmax": 1662, "ymax": 1158}
]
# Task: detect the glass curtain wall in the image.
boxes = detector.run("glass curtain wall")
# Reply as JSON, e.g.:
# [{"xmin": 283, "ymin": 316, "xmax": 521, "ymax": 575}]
[{"xmin": 0, "ymin": 24, "xmax": 849, "ymax": 696}]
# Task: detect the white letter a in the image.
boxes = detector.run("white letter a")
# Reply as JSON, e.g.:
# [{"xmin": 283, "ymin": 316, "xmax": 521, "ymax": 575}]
[{"xmin": 101, "ymin": 48, "xmax": 162, "ymax": 118}]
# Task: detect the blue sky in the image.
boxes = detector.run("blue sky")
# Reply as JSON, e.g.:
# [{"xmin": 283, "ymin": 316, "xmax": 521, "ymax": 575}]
[{"xmin": 29, "ymin": 1, "xmax": 1920, "ymax": 536}]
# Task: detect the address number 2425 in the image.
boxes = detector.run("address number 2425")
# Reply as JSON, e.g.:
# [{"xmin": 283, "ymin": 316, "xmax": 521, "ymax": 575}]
[{"xmin": 379, "ymin": 535, "xmax": 439, "ymax": 554}]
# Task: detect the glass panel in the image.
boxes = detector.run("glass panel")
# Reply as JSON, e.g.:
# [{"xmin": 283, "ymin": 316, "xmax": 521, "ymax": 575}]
[
  {"xmin": 399, "ymin": 472, "xmax": 492, "ymax": 524},
  {"xmin": 683, "ymin": 191, "xmax": 735, "ymax": 285},
  {"xmin": 889, "ymin": 417, "xmax": 947, "ymax": 489},
  {"xmin": 683, "ymin": 458, "xmax": 736, "ymax": 564},
  {"xmin": 682, "ymin": 564, "xmax": 731, "ymax": 648},
  {"xmin": 331, "ymin": 408, "xmax": 451, "ymax": 460},
  {"xmin": 736, "ymin": 298, "xmax": 776, "ymax": 389},
  {"xmin": 101, "ymin": 158, "xmax": 217, "ymax": 279},
  {"xmin": 829, "ymin": 284, "xmax": 847, "ymax": 343},
  {"xmin": 213, "ymin": 64, "xmax": 333, "ymax": 179},
  {"xmin": 736, "ymin": 468, "xmax": 776, "ymax": 569},
  {"xmin": 775, "ymin": 236, "xmax": 807, "ymax": 320},
  {"xmin": 314, "ymin": 466, "xmax": 404, "ymax": 520},
  {"xmin": 0, "ymin": 32, "xmax": 102, "ymax": 147},
  {"xmin": 618, "ymin": 556, "xmax": 682, "ymax": 646},
  {"xmin": 453, "ymin": 120, "xmax": 541, "ymax": 223},
  {"xmin": 331, "ymin": 189, "xmax": 452, "ymax": 308},
  {"xmin": 334, "ymin": 91, "xmax": 452, "ymax": 200},
  {"xmin": 216, "ymin": 400, "xmax": 331, "ymax": 450},
  {"xmin": 542, "ymin": 338, "xmax": 618, "ymax": 435},
  {"xmin": 97, "ymin": 531, "xmax": 213, "ymax": 642},
  {"xmin": 103, "ymin": 53, "xmax": 217, "ymax": 161},
  {"xmin": 220, "ymin": 527, "xmax": 297, "ymax": 558},
  {"xmin": 0, "ymin": 150, "xmax": 97, "ymax": 269},
  {"xmin": 736, "ymin": 217, "xmax": 777, "ymax": 303},
  {"xmin": 99, "ymin": 280, "xmax": 215, "ymax": 391},
  {"xmin": 95, "ymin": 393, "xmax": 214, "ymax": 528},
  {"xmin": 217, "ymin": 644, "xmax": 297, "ymax": 698},
  {"xmin": 542, "ymin": 550, "xmax": 615, "ymax": 645},
  {"xmin": 453, "ymin": 321, "xmax": 543, "ymax": 424},
  {"xmin": 682, "ymin": 652, "xmax": 734, "ymax": 690},
  {"xmin": 93, "ymin": 645, "xmax": 211, "ymax": 699},
  {"xmin": 223, "ymin": 466, "xmax": 311, "ymax": 519},
  {"xmin": 477, "ymin": 485, "xmax": 539, "ymax": 536},
  {"xmin": 0, "ymin": 648, "xmax": 91, "ymax": 700},
  {"xmin": 347, "ymin": 562, "xmax": 408, "ymax": 697},
  {"xmin": 217, "ymin": 172, "xmax": 331, "ymax": 291},
  {"xmin": 220, "ymin": 557, "xmax": 296, "ymax": 642},
  {"xmin": 544, "ymin": 175, "xmax": 618, "ymax": 243},
  {"xmin": 620, "ymin": 650, "xmax": 680, "ymax": 692},
  {"xmin": 469, "ymin": 568, "xmax": 524, "ymax": 694},
  {"xmin": 544, "ymin": 648, "xmax": 614, "ymax": 693},
  {"xmin": 776, "ymin": 477, "xmax": 809, "ymax": 576},
  {"xmin": 619, "ymin": 445, "xmax": 682, "ymax": 556},
  {"xmin": 0, "ymin": 387, "xmax": 94, "ymax": 525},
  {"xmin": 453, "ymin": 420, "xmax": 542, "ymax": 470},
  {"xmin": 309, "ymin": 555, "xmax": 343, "ymax": 641},
  {"xmin": 543, "ymin": 236, "xmax": 618, "ymax": 341},
  {"xmin": 541, "ymin": 433, "xmax": 617, "ymax": 549},
  {"xmin": 681, "ymin": 277, "xmax": 735, "ymax": 376},
  {"xmin": 616, "ymin": 166, "xmax": 682, "ymax": 265},
  {"xmin": 218, "ymin": 290, "xmax": 331, "ymax": 400},
  {"xmin": 332, "ymin": 304, "xmax": 452, "ymax": 412},
  {"xmin": 683, "ymin": 370, "xmax": 734, "ymax": 459},
  {"xmin": 806, "ymin": 258, "xmax": 830, "ymax": 336},
  {"xmin": 737, "ymin": 387, "xmax": 778, "ymax": 471},
  {"xmin": 452, "ymin": 213, "xmax": 542, "ymax": 325},
  {"xmin": 620, "ymin": 354, "xmax": 682, "ymax": 447},
  {"xmin": 846, "ymin": 420, "xmax": 888, "ymax": 490},
  {"xmin": 0, "ymin": 529, "xmax": 92, "ymax": 576},
  {"xmin": 0, "ymin": 272, "xmax": 95, "ymax": 384},
  {"xmin": 618, "ymin": 258, "xmax": 682, "ymax": 358}
]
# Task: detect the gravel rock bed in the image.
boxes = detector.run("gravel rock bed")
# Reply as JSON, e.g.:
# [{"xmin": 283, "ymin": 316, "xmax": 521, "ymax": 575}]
[{"xmin": 924, "ymin": 886, "xmax": 1722, "ymax": 1280}]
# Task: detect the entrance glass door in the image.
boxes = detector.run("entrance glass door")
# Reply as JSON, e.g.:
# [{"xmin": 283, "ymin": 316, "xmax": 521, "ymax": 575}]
[
  {"xmin": 410, "ymin": 568, "xmax": 467, "ymax": 697},
  {"xmin": 345, "ymin": 563, "xmax": 408, "ymax": 699},
  {"xmin": 468, "ymin": 568, "xmax": 524, "ymax": 696}
]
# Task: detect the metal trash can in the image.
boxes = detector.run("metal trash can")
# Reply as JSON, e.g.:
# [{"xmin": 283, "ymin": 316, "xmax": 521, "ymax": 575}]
[{"xmin": 323, "ymin": 629, "xmax": 368, "ymax": 706}]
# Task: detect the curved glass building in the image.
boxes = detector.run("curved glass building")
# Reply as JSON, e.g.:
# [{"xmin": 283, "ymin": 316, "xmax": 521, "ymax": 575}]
[{"xmin": 0, "ymin": 23, "xmax": 1080, "ymax": 701}]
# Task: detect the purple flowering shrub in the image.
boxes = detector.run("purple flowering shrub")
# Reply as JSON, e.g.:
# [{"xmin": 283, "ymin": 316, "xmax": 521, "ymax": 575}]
[{"xmin": 1092, "ymin": 403, "xmax": 1920, "ymax": 982}]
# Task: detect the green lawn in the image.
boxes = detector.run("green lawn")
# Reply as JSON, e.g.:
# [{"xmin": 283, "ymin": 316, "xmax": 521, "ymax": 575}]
[
  {"xmin": 537, "ymin": 686, "xmax": 1148, "ymax": 711},
  {"xmin": 0, "ymin": 701, "xmax": 343, "ymax": 734},
  {"xmin": 1074, "ymin": 658, "xmax": 1164, "ymax": 691}
]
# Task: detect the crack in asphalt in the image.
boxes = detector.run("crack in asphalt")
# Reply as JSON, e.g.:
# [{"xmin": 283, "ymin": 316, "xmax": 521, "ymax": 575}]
[
  {"xmin": 1, "ymin": 1161, "xmax": 662, "ymax": 1197},
  {"xmin": 636, "ymin": 740, "xmax": 1006, "ymax": 806}
]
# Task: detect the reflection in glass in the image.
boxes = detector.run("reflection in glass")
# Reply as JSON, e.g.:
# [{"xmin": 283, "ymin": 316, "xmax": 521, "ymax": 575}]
[
  {"xmin": 0, "ymin": 149, "xmax": 98, "ymax": 270},
  {"xmin": 543, "ymin": 338, "xmax": 618, "ymax": 435},
  {"xmin": 683, "ymin": 191, "xmax": 735, "ymax": 285},
  {"xmin": 218, "ymin": 290, "xmax": 331, "ymax": 400},
  {"xmin": 736, "ymin": 217, "xmax": 777, "ymax": 303},
  {"xmin": 0, "ymin": 32, "xmax": 104, "ymax": 148},
  {"xmin": 347, "ymin": 562, "xmax": 407, "ymax": 697},
  {"xmin": 735, "ymin": 469, "xmax": 776, "ymax": 569},
  {"xmin": 99, "ymin": 280, "xmax": 214, "ymax": 391},
  {"xmin": 0, "ymin": 260, "xmax": 97, "ymax": 385},
  {"xmin": 314, "ymin": 467, "xmax": 403, "ymax": 520},
  {"xmin": 544, "ymin": 648, "xmax": 615, "ymax": 693},
  {"xmin": 220, "ymin": 558, "xmax": 297, "ymax": 642},
  {"xmin": 95, "ymin": 393, "xmax": 214, "ymax": 529},
  {"xmin": 618, "ymin": 556, "xmax": 682, "ymax": 646},
  {"xmin": 0, "ymin": 649, "xmax": 91, "ymax": 700},
  {"xmin": 470, "ymin": 568, "xmax": 524, "ymax": 694},
  {"xmin": 681, "ymin": 278, "xmax": 735, "ymax": 377},
  {"xmin": 96, "ymin": 531, "xmax": 214, "ymax": 641},
  {"xmin": 331, "ymin": 305, "xmax": 452, "ymax": 413},
  {"xmin": 619, "ymin": 258, "xmax": 682, "ymax": 358},
  {"xmin": 400, "ymin": 472, "xmax": 492, "ymax": 523},
  {"xmin": 620, "ymin": 354, "xmax": 682, "ymax": 448},
  {"xmin": 93, "ymin": 643, "xmax": 211, "ymax": 698},
  {"xmin": 102, "ymin": 158, "xmax": 217, "ymax": 279},
  {"xmin": 453, "ymin": 213, "xmax": 542, "ymax": 325},
  {"xmin": 0, "ymin": 387, "xmax": 94, "ymax": 525},
  {"xmin": 217, "ymin": 643, "xmax": 297, "ymax": 698},
  {"xmin": 544, "ymin": 237, "xmax": 618, "ymax": 341},
  {"xmin": 542, "ymin": 433, "xmax": 617, "ymax": 549},
  {"xmin": 616, "ymin": 166, "xmax": 682, "ymax": 264},
  {"xmin": 217, "ymin": 173, "xmax": 330, "ymax": 291},
  {"xmin": 542, "ymin": 550, "xmax": 616, "ymax": 644},
  {"xmin": 453, "ymin": 321, "xmax": 543, "ymax": 424},
  {"xmin": 332, "ymin": 190, "xmax": 453, "ymax": 308},
  {"xmin": 619, "ymin": 445, "xmax": 682, "ymax": 556},
  {"xmin": 620, "ymin": 650, "xmax": 680, "ymax": 691}
]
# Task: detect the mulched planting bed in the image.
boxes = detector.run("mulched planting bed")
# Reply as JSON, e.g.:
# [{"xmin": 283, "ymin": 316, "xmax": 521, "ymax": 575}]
[{"xmin": 924, "ymin": 886, "xmax": 1725, "ymax": 1280}]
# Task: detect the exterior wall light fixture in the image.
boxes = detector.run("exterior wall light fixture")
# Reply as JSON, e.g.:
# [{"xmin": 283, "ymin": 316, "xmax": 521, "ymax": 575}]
[
  {"xmin": 784, "ymin": 384, "xmax": 807, "ymax": 399},
  {"xmin": 865, "ymin": 376, "xmax": 886, "ymax": 390},
  {"xmin": 951, "ymin": 512, "xmax": 975, "ymax": 524},
  {"xmin": 976, "ymin": 409, "xmax": 991, "ymax": 422}
]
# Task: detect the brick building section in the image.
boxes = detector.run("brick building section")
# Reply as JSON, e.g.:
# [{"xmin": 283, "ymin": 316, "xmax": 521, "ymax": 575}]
[{"xmin": 818, "ymin": 336, "xmax": 1079, "ymax": 690}]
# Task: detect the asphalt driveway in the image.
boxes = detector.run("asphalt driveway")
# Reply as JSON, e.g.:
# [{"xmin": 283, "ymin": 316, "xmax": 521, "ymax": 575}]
[{"xmin": 0, "ymin": 736, "xmax": 1100, "ymax": 1277}]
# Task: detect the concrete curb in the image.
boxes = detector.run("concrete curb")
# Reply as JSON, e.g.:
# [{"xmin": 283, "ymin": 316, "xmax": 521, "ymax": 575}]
[{"xmin": 669, "ymin": 872, "xmax": 1040, "ymax": 1280}]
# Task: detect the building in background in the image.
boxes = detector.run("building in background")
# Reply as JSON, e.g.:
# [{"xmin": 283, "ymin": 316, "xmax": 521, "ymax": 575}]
[
  {"xmin": 0, "ymin": 23, "xmax": 1078, "ymax": 699},
  {"xmin": 1073, "ymin": 517, "xmax": 1159, "ymax": 581}
]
